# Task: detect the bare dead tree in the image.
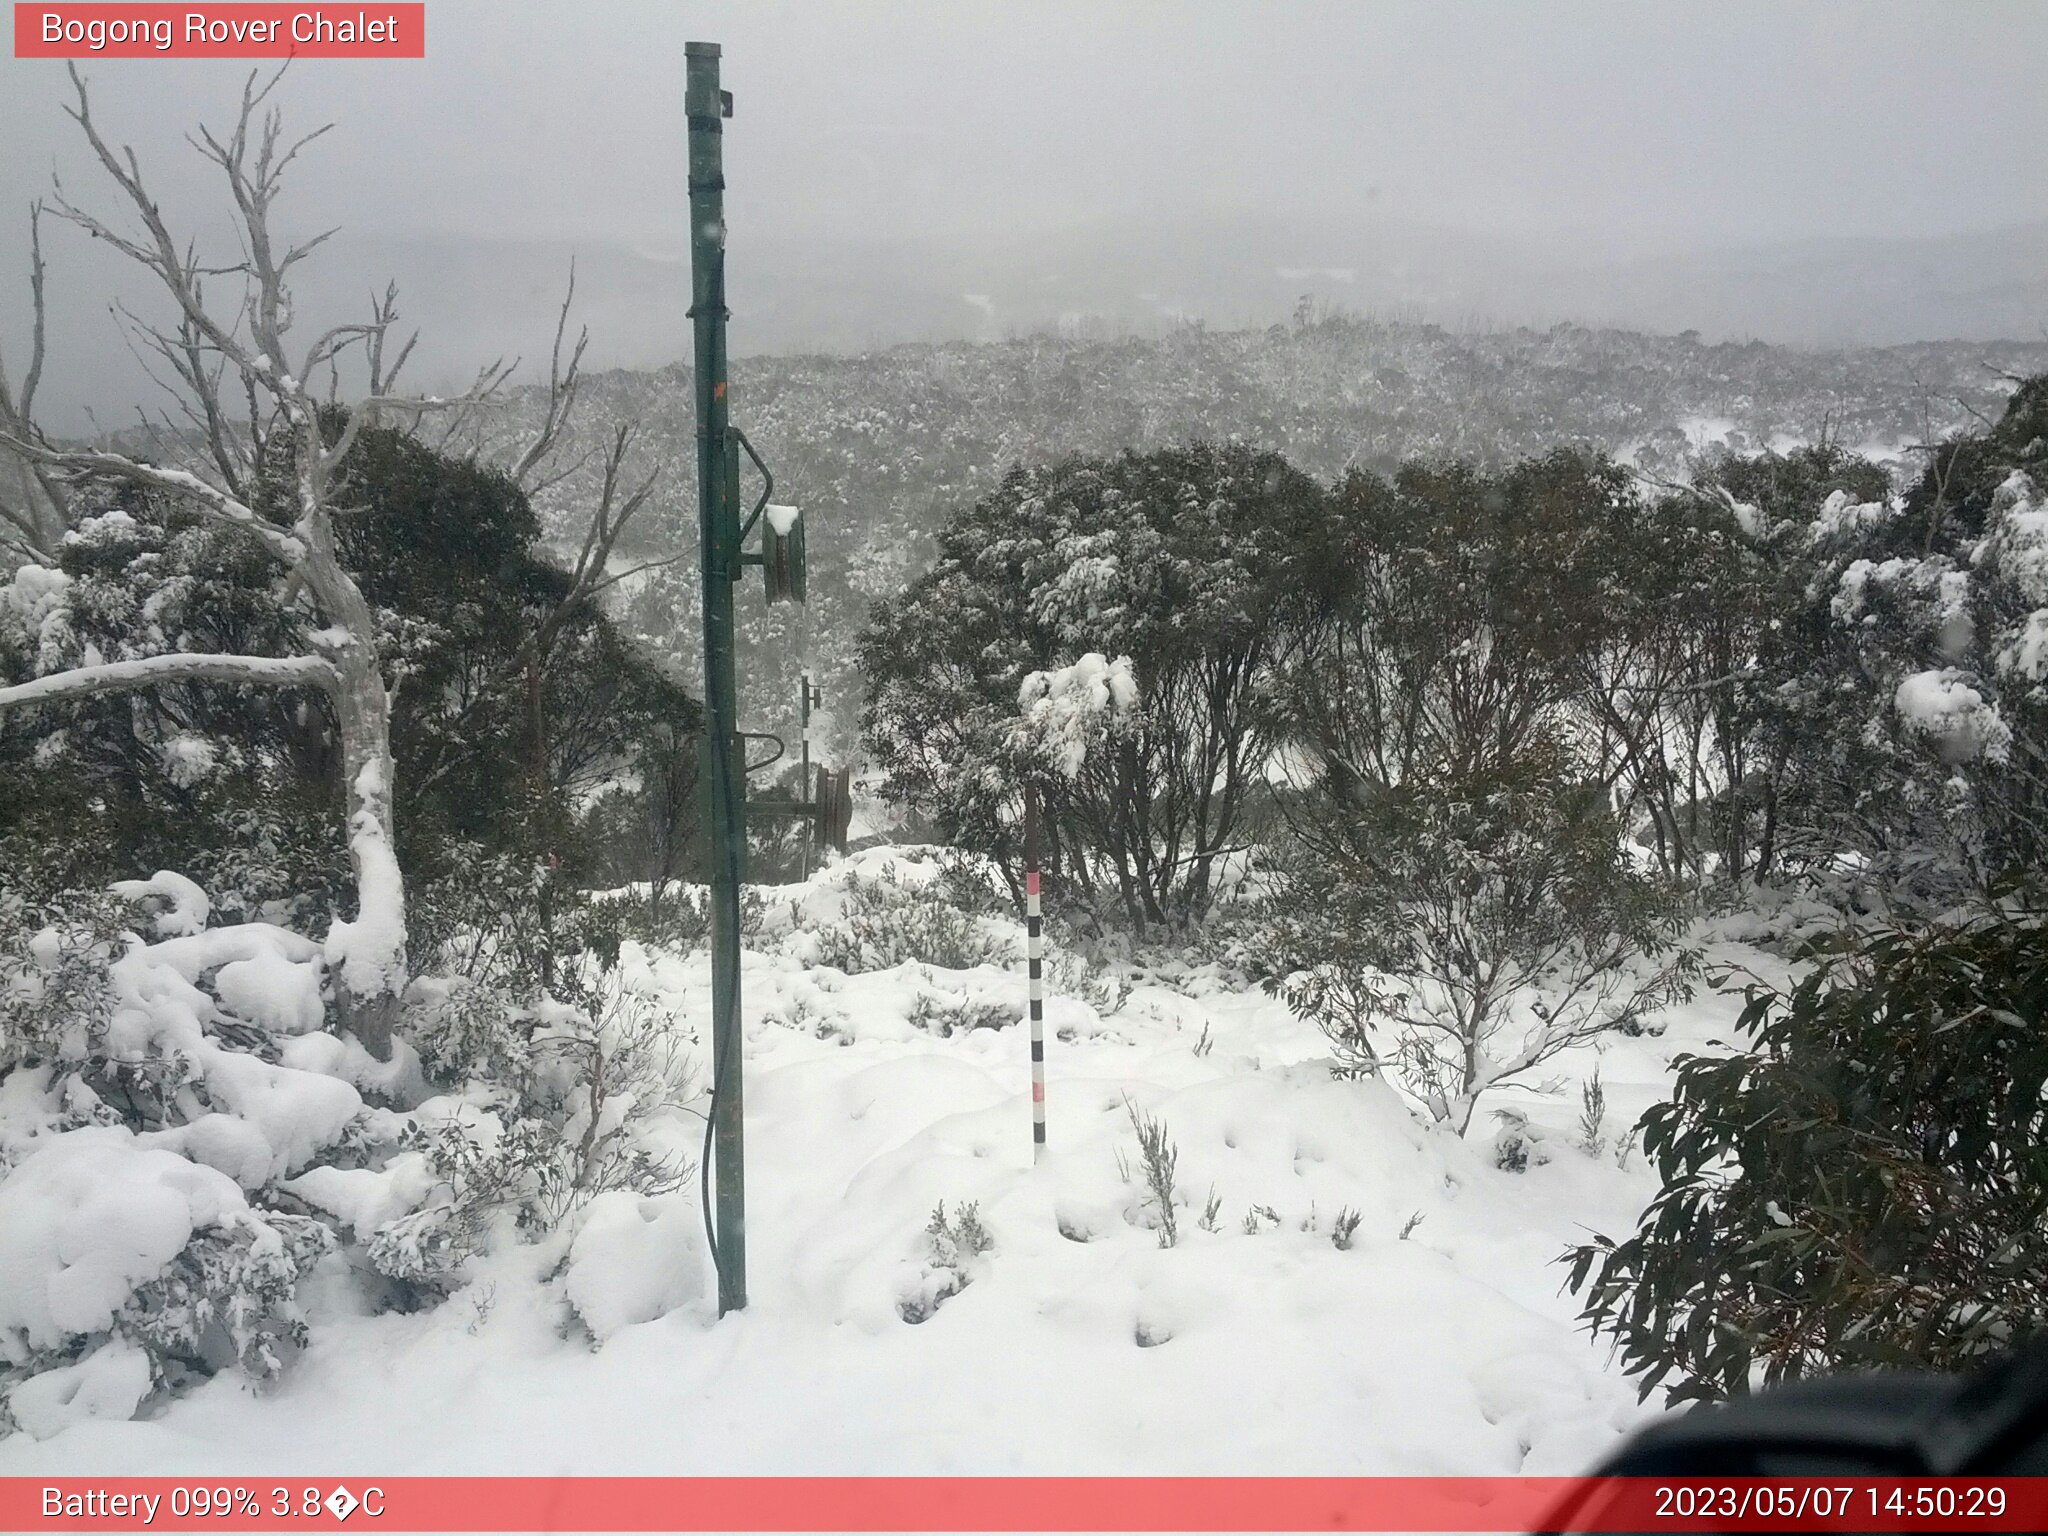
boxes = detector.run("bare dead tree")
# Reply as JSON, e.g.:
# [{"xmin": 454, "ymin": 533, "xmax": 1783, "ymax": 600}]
[
  {"xmin": 0, "ymin": 66, "xmax": 511, "ymax": 1059},
  {"xmin": 0, "ymin": 203, "xmax": 71, "ymax": 558}
]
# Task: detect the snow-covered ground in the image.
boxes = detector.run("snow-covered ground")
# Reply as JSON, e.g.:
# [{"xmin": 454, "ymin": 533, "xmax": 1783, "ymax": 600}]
[{"xmin": 2, "ymin": 847, "xmax": 1788, "ymax": 1480}]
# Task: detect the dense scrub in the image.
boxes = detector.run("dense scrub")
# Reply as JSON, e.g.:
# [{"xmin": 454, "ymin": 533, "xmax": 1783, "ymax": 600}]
[{"xmin": 859, "ymin": 375, "xmax": 2048, "ymax": 1403}]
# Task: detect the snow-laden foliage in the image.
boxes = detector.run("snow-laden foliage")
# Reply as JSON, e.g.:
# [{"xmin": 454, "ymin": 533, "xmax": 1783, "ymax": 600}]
[
  {"xmin": 0, "ymin": 874, "xmax": 699, "ymax": 1440},
  {"xmin": 1015, "ymin": 652, "xmax": 1139, "ymax": 780},
  {"xmin": 800, "ymin": 860, "xmax": 1018, "ymax": 976},
  {"xmin": 1749, "ymin": 380, "xmax": 2048, "ymax": 898},
  {"xmin": 0, "ymin": 502, "xmax": 350, "ymax": 925},
  {"xmin": 0, "ymin": 881, "xmax": 373, "ymax": 1437},
  {"xmin": 862, "ymin": 444, "xmax": 1327, "ymax": 934},
  {"xmin": 1267, "ymin": 747, "xmax": 1696, "ymax": 1134},
  {"xmin": 0, "ymin": 430, "xmax": 704, "ymax": 963},
  {"xmin": 350, "ymin": 978, "xmax": 696, "ymax": 1290}
]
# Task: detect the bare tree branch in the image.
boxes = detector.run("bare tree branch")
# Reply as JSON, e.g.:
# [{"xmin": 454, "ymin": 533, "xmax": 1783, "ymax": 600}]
[
  {"xmin": 0, "ymin": 202, "xmax": 71, "ymax": 552},
  {"xmin": 17, "ymin": 201, "xmax": 47, "ymax": 423},
  {"xmin": 0, "ymin": 432, "xmax": 304, "ymax": 563},
  {"xmin": 364, "ymin": 283, "xmax": 417, "ymax": 396},
  {"xmin": 511, "ymin": 264, "xmax": 589, "ymax": 492}
]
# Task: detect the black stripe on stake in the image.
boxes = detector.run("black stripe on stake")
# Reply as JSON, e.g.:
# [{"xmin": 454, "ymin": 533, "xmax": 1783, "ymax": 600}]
[{"xmin": 1025, "ymin": 783, "xmax": 1046, "ymax": 1163}]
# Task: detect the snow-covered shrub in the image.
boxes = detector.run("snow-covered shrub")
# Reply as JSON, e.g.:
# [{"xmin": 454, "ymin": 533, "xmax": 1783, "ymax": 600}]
[
  {"xmin": 581, "ymin": 886, "xmax": 712, "ymax": 960},
  {"xmin": 0, "ymin": 516, "xmax": 350, "ymax": 925},
  {"xmin": 1267, "ymin": 750, "xmax": 1696, "ymax": 1135},
  {"xmin": 904, "ymin": 991, "xmax": 1013, "ymax": 1038},
  {"xmin": 1720, "ymin": 382, "xmax": 2048, "ymax": 904},
  {"xmin": 346, "ymin": 978, "xmax": 696, "ymax": 1293},
  {"xmin": 0, "ymin": 890, "xmax": 124, "ymax": 1081},
  {"xmin": 860, "ymin": 443, "xmax": 1330, "ymax": 936},
  {"xmin": 809, "ymin": 863, "xmax": 1015, "ymax": 974},
  {"xmin": 1490, "ymin": 1109, "xmax": 1558, "ymax": 1173},
  {"xmin": 897, "ymin": 1200, "xmax": 992, "ymax": 1324},
  {"xmin": 1570, "ymin": 906, "xmax": 2048, "ymax": 1404},
  {"xmin": 0, "ymin": 862, "xmax": 700, "ymax": 1436},
  {"xmin": 0, "ymin": 876, "xmax": 377, "ymax": 1438}
]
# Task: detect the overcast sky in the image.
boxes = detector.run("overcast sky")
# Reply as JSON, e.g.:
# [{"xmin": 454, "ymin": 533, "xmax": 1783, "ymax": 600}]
[{"xmin": 3, "ymin": 0, "xmax": 2046, "ymax": 421}]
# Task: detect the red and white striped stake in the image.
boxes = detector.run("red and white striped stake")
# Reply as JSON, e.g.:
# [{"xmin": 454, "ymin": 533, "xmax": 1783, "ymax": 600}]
[{"xmin": 1025, "ymin": 783, "xmax": 1046, "ymax": 1162}]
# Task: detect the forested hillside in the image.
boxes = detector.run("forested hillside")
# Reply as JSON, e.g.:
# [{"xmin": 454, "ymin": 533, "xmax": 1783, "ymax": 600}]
[{"xmin": 492, "ymin": 318, "xmax": 2048, "ymax": 758}]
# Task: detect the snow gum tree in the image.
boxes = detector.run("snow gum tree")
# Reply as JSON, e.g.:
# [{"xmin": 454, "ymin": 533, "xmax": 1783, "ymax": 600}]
[
  {"xmin": 860, "ymin": 442, "xmax": 1330, "ymax": 934},
  {"xmin": 1682, "ymin": 382, "xmax": 2048, "ymax": 906},
  {"xmin": 1266, "ymin": 452, "xmax": 1696, "ymax": 1131},
  {"xmin": 0, "ymin": 69, "xmax": 513, "ymax": 1058}
]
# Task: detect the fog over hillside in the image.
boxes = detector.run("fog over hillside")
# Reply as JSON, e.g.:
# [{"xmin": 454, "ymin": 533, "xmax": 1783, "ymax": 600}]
[
  {"xmin": 344, "ymin": 214, "xmax": 2048, "ymax": 356},
  {"xmin": 27, "ymin": 217, "xmax": 2047, "ymax": 427},
  {"xmin": 6, "ymin": 1, "xmax": 2045, "ymax": 428}
]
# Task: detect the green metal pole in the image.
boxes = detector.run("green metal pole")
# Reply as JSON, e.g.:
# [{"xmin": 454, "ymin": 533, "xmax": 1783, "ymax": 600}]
[
  {"xmin": 799, "ymin": 673, "xmax": 814, "ymax": 881},
  {"xmin": 686, "ymin": 39, "xmax": 746, "ymax": 1315}
]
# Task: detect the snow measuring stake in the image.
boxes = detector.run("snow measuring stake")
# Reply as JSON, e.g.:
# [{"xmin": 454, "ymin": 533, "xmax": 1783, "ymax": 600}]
[
  {"xmin": 1025, "ymin": 786, "xmax": 1048, "ymax": 1161},
  {"xmin": 688, "ymin": 40, "xmax": 850, "ymax": 1317}
]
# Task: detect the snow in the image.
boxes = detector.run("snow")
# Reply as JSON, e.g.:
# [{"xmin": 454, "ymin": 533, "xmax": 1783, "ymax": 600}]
[
  {"xmin": 1999, "ymin": 610, "xmax": 2048, "ymax": 685},
  {"xmin": 1016, "ymin": 652, "xmax": 1139, "ymax": 778},
  {"xmin": 5, "ymin": 1336, "xmax": 153, "ymax": 1442},
  {"xmin": 562, "ymin": 1192, "xmax": 708, "ymax": 1341},
  {"xmin": 158, "ymin": 734, "xmax": 220, "ymax": 788},
  {"xmin": 0, "ymin": 1129, "xmax": 248, "ymax": 1349},
  {"xmin": 0, "ymin": 848, "xmax": 1777, "ymax": 1478},
  {"xmin": 0, "ymin": 651, "xmax": 338, "ymax": 711},
  {"xmin": 143, "ymin": 923, "xmax": 324, "ymax": 983},
  {"xmin": 193, "ymin": 1049, "xmax": 361, "ymax": 1181},
  {"xmin": 109, "ymin": 870, "xmax": 211, "ymax": 938},
  {"xmin": 5, "ymin": 909, "xmax": 365, "ymax": 1194},
  {"xmin": 282, "ymin": 1159, "xmax": 436, "ymax": 1240},
  {"xmin": 0, "ymin": 563, "xmax": 72, "ymax": 651},
  {"xmin": 213, "ymin": 949, "xmax": 326, "ymax": 1035},
  {"xmin": 764, "ymin": 504, "xmax": 801, "ymax": 537},
  {"xmin": 1811, "ymin": 488, "xmax": 1890, "ymax": 543},
  {"xmin": 1977, "ymin": 472, "xmax": 2048, "ymax": 681},
  {"xmin": 1893, "ymin": 669, "xmax": 2011, "ymax": 764}
]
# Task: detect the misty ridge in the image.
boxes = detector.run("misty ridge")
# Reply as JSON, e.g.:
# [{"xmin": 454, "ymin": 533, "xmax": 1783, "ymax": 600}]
[
  {"xmin": 36, "ymin": 210, "xmax": 2048, "ymax": 423},
  {"xmin": 335, "ymin": 210, "xmax": 2048, "ymax": 375}
]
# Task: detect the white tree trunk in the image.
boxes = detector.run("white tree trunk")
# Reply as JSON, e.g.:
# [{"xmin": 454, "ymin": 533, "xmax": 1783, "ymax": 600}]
[{"xmin": 301, "ymin": 544, "xmax": 406, "ymax": 1061}]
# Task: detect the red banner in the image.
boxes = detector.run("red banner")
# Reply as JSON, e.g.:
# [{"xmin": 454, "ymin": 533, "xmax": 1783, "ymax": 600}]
[
  {"xmin": 6, "ymin": 1476, "xmax": 2048, "ymax": 1532},
  {"xmin": 13, "ymin": 5, "xmax": 424, "ymax": 58}
]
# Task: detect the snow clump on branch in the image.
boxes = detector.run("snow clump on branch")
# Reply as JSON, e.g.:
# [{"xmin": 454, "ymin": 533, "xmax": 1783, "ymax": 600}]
[{"xmin": 1015, "ymin": 652, "xmax": 1139, "ymax": 779}]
